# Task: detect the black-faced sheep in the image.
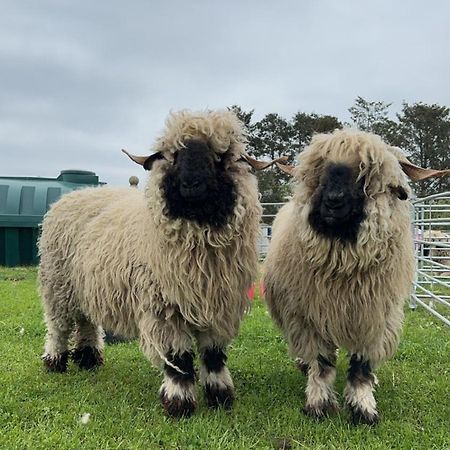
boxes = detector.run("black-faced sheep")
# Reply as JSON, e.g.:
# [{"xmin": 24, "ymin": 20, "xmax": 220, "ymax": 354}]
[
  {"xmin": 39, "ymin": 109, "xmax": 281, "ymax": 418},
  {"xmin": 264, "ymin": 129, "xmax": 450, "ymax": 425}
]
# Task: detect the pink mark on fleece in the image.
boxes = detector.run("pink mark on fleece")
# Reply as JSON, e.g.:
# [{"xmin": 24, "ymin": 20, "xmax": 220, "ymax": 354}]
[{"xmin": 247, "ymin": 283, "xmax": 256, "ymax": 300}]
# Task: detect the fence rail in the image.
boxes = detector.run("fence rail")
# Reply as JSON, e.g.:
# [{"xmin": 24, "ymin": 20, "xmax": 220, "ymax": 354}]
[
  {"xmin": 260, "ymin": 193, "xmax": 450, "ymax": 326},
  {"xmin": 411, "ymin": 192, "xmax": 450, "ymax": 326}
]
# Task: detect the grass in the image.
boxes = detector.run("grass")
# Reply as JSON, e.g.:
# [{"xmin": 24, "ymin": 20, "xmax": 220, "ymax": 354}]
[{"xmin": 0, "ymin": 266, "xmax": 449, "ymax": 450}]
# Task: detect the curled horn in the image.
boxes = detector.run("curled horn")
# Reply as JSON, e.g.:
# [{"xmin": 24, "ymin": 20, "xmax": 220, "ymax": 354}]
[
  {"xmin": 399, "ymin": 159, "xmax": 450, "ymax": 182},
  {"xmin": 121, "ymin": 149, "xmax": 148, "ymax": 166},
  {"xmin": 121, "ymin": 149, "xmax": 164, "ymax": 171},
  {"xmin": 275, "ymin": 162, "xmax": 296, "ymax": 176},
  {"xmin": 389, "ymin": 146, "xmax": 450, "ymax": 181},
  {"xmin": 241, "ymin": 154, "xmax": 289, "ymax": 170}
]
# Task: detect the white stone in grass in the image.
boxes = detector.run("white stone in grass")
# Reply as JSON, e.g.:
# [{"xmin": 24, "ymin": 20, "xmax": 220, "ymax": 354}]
[
  {"xmin": 80, "ymin": 413, "xmax": 91, "ymax": 424},
  {"xmin": 19, "ymin": 327, "xmax": 25, "ymax": 336}
]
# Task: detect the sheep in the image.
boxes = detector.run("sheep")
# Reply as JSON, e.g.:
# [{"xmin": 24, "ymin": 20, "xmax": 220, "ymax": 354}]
[
  {"xmin": 38, "ymin": 109, "xmax": 282, "ymax": 418},
  {"xmin": 421, "ymin": 229, "xmax": 450, "ymax": 277},
  {"xmin": 263, "ymin": 129, "xmax": 450, "ymax": 425}
]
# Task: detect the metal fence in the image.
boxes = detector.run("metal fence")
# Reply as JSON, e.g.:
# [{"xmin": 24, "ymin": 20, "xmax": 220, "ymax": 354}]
[
  {"xmin": 261, "ymin": 195, "xmax": 450, "ymax": 326},
  {"xmin": 411, "ymin": 192, "xmax": 450, "ymax": 326},
  {"xmin": 259, "ymin": 202, "xmax": 285, "ymax": 256}
]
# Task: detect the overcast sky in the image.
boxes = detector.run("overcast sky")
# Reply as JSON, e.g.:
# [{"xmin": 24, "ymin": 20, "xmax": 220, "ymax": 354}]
[{"xmin": 1, "ymin": 0, "xmax": 449, "ymax": 186}]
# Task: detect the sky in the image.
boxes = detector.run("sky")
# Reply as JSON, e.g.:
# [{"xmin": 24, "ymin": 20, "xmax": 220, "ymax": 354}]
[{"xmin": 1, "ymin": 0, "xmax": 449, "ymax": 186}]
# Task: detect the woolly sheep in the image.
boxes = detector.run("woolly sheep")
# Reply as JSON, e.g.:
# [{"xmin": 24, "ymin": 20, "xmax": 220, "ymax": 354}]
[
  {"xmin": 264, "ymin": 129, "xmax": 450, "ymax": 425},
  {"xmin": 422, "ymin": 229, "xmax": 450, "ymax": 276},
  {"xmin": 39, "ymin": 109, "xmax": 280, "ymax": 418}
]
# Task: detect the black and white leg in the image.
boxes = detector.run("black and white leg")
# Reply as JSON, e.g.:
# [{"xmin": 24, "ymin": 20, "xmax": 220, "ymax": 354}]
[
  {"xmin": 71, "ymin": 316, "xmax": 104, "ymax": 370},
  {"xmin": 200, "ymin": 346, "xmax": 235, "ymax": 409},
  {"xmin": 303, "ymin": 353, "xmax": 339, "ymax": 419},
  {"xmin": 140, "ymin": 311, "xmax": 197, "ymax": 417},
  {"xmin": 344, "ymin": 354, "xmax": 379, "ymax": 425},
  {"xmin": 159, "ymin": 350, "xmax": 197, "ymax": 418},
  {"xmin": 42, "ymin": 319, "xmax": 72, "ymax": 373}
]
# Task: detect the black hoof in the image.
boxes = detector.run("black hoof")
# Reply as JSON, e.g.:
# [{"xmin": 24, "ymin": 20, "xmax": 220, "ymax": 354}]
[
  {"xmin": 349, "ymin": 405, "xmax": 380, "ymax": 426},
  {"xmin": 43, "ymin": 351, "xmax": 69, "ymax": 373},
  {"xmin": 303, "ymin": 399, "xmax": 339, "ymax": 420},
  {"xmin": 204, "ymin": 384, "xmax": 235, "ymax": 409},
  {"xmin": 72, "ymin": 346, "xmax": 104, "ymax": 370},
  {"xmin": 160, "ymin": 387, "xmax": 197, "ymax": 418}
]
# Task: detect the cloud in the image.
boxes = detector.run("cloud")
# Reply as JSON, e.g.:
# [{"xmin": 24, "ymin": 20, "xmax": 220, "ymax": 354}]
[{"xmin": 1, "ymin": 0, "xmax": 449, "ymax": 185}]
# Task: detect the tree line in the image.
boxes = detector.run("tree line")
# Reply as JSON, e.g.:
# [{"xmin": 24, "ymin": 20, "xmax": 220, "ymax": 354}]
[{"xmin": 231, "ymin": 97, "xmax": 450, "ymax": 205}]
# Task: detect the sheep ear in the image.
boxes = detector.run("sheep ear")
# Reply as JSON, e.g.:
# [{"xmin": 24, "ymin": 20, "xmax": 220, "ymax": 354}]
[
  {"xmin": 390, "ymin": 185, "xmax": 409, "ymax": 200},
  {"xmin": 399, "ymin": 159, "xmax": 450, "ymax": 181},
  {"xmin": 122, "ymin": 149, "xmax": 164, "ymax": 171},
  {"xmin": 241, "ymin": 154, "xmax": 288, "ymax": 171},
  {"xmin": 276, "ymin": 162, "xmax": 296, "ymax": 177}
]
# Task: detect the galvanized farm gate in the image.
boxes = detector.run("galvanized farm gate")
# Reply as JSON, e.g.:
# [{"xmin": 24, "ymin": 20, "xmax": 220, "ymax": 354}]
[
  {"xmin": 260, "ymin": 194, "xmax": 450, "ymax": 326},
  {"xmin": 411, "ymin": 192, "xmax": 450, "ymax": 326},
  {"xmin": 259, "ymin": 202, "xmax": 285, "ymax": 256}
]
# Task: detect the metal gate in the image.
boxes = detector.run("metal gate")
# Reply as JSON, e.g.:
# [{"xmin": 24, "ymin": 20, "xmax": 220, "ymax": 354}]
[
  {"xmin": 411, "ymin": 192, "xmax": 450, "ymax": 326},
  {"xmin": 259, "ymin": 202, "xmax": 284, "ymax": 256},
  {"xmin": 261, "ymin": 195, "xmax": 450, "ymax": 326}
]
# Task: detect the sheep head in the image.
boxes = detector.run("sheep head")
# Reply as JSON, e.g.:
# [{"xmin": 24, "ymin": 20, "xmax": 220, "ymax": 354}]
[
  {"xmin": 307, "ymin": 161, "xmax": 367, "ymax": 243},
  {"xmin": 279, "ymin": 129, "xmax": 450, "ymax": 243},
  {"xmin": 123, "ymin": 110, "xmax": 285, "ymax": 229}
]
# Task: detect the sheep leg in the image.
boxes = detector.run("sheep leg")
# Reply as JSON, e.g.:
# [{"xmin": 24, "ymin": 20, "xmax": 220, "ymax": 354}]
[
  {"xmin": 196, "ymin": 332, "xmax": 235, "ymax": 409},
  {"xmin": 139, "ymin": 312, "xmax": 197, "ymax": 418},
  {"xmin": 295, "ymin": 358, "xmax": 310, "ymax": 375},
  {"xmin": 42, "ymin": 319, "xmax": 72, "ymax": 373},
  {"xmin": 159, "ymin": 350, "xmax": 197, "ymax": 418},
  {"xmin": 200, "ymin": 346, "xmax": 235, "ymax": 409},
  {"xmin": 40, "ymin": 265, "xmax": 78, "ymax": 373},
  {"xmin": 344, "ymin": 354, "xmax": 379, "ymax": 425},
  {"xmin": 71, "ymin": 316, "xmax": 104, "ymax": 370},
  {"xmin": 303, "ymin": 352, "xmax": 339, "ymax": 419}
]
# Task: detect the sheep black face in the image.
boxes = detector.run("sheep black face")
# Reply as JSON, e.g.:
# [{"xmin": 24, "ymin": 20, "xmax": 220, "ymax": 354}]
[
  {"xmin": 162, "ymin": 140, "xmax": 236, "ymax": 228},
  {"xmin": 308, "ymin": 163, "xmax": 366, "ymax": 243}
]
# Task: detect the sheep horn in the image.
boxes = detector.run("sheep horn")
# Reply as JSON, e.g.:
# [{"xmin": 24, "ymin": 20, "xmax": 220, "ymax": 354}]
[
  {"xmin": 399, "ymin": 159, "xmax": 450, "ymax": 181},
  {"xmin": 121, "ymin": 149, "xmax": 149, "ymax": 166},
  {"xmin": 242, "ymin": 154, "xmax": 289, "ymax": 171},
  {"xmin": 122, "ymin": 149, "xmax": 164, "ymax": 171},
  {"xmin": 389, "ymin": 147, "xmax": 450, "ymax": 181},
  {"xmin": 276, "ymin": 162, "xmax": 296, "ymax": 176}
]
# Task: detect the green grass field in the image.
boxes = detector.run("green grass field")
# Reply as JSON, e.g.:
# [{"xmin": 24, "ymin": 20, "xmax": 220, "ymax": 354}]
[{"xmin": 0, "ymin": 266, "xmax": 449, "ymax": 450}]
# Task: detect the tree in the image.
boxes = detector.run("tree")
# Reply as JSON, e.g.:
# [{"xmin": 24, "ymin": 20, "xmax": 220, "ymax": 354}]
[
  {"xmin": 249, "ymin": 113, "xmax": 294, "ymax": 216},
  {"xmin": 227, "ymin": 107, "xmax": 294, "ymax": 218},
  {"xmin": 292, "ymin": 112, "xmax": 342, "ymax": 153},
  {"xmin": 250, "ymin": 113, "xmax": 294, "ymax": 160},
  {"xmin": 228, "ymin": 105, "xmax": 254, "ymax": 129},
  {"xmin": 397, "ymin": 102, "xmax": 450, "ymax": 197},
  {"xmin": 348, "ymin": 96, "xmax": 392, "ymax": 131},
  {"xmin": 348, "ymin": 96, "xmax": 403, "ymax": 145}
]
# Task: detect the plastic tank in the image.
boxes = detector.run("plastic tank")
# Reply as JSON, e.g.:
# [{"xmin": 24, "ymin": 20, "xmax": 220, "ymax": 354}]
[{"xmin": 0, "ymin": 170, "xmax": 102, "ymax": 266}]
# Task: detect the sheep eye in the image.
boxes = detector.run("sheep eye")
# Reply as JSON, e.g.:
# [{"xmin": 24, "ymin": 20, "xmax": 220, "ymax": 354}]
[{"xmin": 214, "ymin": 154, "xmax": 222, "ymax": 163}]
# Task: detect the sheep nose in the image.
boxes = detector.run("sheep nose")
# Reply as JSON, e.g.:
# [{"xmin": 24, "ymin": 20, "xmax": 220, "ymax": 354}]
[
  {"xmin": 179, "ymin": 177, "xmax": 207, "ymax": 199},
  {"xmin": 325, "ymin": 191, "xmax": 345, "ymax": 208},
  {"xmin": 181, "ymin": 180, "xmax": 200, "ymax": 190}
]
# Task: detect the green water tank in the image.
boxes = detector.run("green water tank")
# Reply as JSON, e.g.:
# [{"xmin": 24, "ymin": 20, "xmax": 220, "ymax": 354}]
[{"xmin": 0, "ymin": 170, "xmax": 103, "ymax": 266}]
